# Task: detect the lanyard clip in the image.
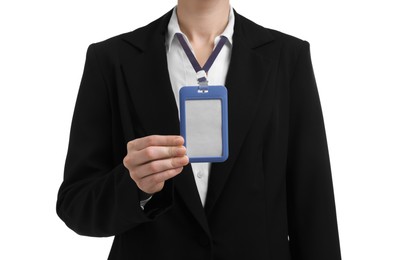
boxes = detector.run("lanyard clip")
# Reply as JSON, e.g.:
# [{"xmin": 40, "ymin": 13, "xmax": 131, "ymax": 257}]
[
  {"xmin": 196, "ymin": 70, "xmax": 208, "ymax": 85},
  {"xmin": 197, "ymin": 70, "xmax": 209, "ymax": 93}
]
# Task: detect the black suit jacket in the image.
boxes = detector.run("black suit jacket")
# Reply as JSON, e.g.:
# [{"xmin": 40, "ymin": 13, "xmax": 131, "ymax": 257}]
[{"xmin": 57, "ymin": 10, "xmax": 341, "ymax": 260}]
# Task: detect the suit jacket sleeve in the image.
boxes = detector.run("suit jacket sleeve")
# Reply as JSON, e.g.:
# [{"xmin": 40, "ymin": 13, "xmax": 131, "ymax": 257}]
[
  {"xmin": 56, "ymin": 44, "xmax": 173, "ymax": 237},
  {"xmin": 287, "ymin": 42, "xmax": 341, "ymax": 259}
]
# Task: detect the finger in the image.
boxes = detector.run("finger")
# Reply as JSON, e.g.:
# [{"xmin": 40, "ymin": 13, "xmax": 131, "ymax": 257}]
[
  {"xmin": 136, "ymin": 167, "xmax": 184, "ymax": 194},
  {"xmin": 133, "ymin": 156, "xmax": 189, "ymax": 179},
  {"xmin": 129, "ymin": 135, "xmax": 185, "ymax": 151},
  {"xmin": 131, "ymin": 145, "xmax": 186, "ymax": 166}
]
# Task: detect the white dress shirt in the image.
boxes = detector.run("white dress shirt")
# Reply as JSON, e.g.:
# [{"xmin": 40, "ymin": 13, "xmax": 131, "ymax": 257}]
[{"xmin": 165, "ymin": 6, "xmax": 234, "ymax": 206}]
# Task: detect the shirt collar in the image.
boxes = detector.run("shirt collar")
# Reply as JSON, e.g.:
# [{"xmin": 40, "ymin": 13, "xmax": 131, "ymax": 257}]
[{"xmin": 166, "ymin": 6, "xmax": 235, "ymax": 52}]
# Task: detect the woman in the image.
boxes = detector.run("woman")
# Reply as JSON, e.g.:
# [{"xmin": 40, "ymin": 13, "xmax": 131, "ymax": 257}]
[{"xmin": 57, "ymin": 0, "xmax": 341, "ymax": 259}]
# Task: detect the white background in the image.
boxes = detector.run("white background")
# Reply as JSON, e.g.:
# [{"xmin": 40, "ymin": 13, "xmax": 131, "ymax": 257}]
[{"xmin": 1, "ymin": 0, "xmax": 398, "ymax": 259}]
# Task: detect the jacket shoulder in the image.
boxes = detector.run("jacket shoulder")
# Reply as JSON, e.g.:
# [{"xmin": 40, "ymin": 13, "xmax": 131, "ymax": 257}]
[
  {"xmin": 90, "ymin": 10, "xmax": 171, "ymax": 54},
  {"xmin": 239, "ymin": 13, "xmax": 306, "ymax": 44}
]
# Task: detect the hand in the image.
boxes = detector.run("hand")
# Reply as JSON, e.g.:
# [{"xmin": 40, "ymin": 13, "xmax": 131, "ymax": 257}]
[{"xmin": 123, "ymin": 135, "xmax": 189, "ymax": 194}]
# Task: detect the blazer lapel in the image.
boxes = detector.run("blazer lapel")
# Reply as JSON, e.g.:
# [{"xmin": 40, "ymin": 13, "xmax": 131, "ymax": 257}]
[
  {"xmin": 205, "ymin": 13, "xmax": 275, "ymax": 215},
  {"xmin": 121, "ymin": 18, "xmax": 179, "ymax": 137},
  {"xmin": 121, "ymin": 11, "xmax": 211, "ymax": 236}
]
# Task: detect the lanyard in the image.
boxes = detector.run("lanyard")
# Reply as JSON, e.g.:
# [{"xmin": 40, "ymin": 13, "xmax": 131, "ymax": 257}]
[{"xmin": 176, "ymin": 33, "xmax": 228, "ymax": 88}]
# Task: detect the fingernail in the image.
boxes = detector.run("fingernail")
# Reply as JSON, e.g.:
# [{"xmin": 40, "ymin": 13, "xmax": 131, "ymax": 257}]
[
  {"xmin": 176, "ymin": 146, "xmax": 186, "ymax": 154},
  {"xmin": 177, "ymin": 136, "xmax": 185, "ymax": 144},
  {"xmin": 183, "ymin": 155, "xmax": 189, "ymax": 164}
]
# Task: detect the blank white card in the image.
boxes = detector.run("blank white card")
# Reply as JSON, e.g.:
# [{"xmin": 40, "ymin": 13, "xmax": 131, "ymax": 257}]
[{"xmin": 185, "ymin": 99, "xmax": 223, "ymax": 157}]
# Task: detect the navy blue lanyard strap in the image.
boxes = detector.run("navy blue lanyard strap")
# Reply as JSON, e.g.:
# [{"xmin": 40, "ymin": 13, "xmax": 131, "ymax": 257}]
[{"xmin": 176, "ymin": 33, "xmax": 228, "ymax": 86}]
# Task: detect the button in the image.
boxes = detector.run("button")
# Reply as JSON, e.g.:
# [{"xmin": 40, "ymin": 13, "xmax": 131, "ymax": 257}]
[{"xmin": 196, "ymin": 171, "xmax": 203, "ymax": 178}]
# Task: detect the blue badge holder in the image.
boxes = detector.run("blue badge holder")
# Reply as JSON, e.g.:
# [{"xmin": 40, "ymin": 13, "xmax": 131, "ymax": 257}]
[{"xmin": 179, "ymin": 85, "xmax": 229, "ymax": 163}]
